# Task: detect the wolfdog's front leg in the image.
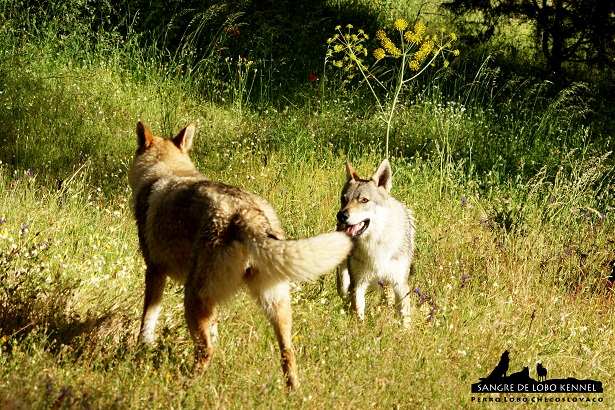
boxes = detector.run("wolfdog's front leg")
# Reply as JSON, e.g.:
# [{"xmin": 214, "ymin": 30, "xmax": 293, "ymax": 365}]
[
  {"xmin": 336, "ymin": 261, "xmax": 351, "ymax": 301},
  {"xmin": 351, "ymin": 282, "xmax": 368, "ymax": 320},
  {"xmin": 392, "ymin": 280, "xmax": 413, "ymax": 325},
  {"xmin": 140, "ymin": 266, "xmax": 166, "ymax": 344}
]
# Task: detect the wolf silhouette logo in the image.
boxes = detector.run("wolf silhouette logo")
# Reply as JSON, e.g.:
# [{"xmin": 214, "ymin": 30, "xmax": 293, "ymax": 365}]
[
  {"xmin": 537, "ymin": 362, "xmax": 548, "ymax": 382},
  {"xmin": 480, "ymin": 350, "xmax": 509, "ymax": 380},
  {"xmin": 472, "ymin": 351, "xmax": 603, "ymax": 394}
]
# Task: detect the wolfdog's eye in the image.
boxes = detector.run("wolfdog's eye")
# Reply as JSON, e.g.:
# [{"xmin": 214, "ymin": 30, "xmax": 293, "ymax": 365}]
[{"xmin": 361, "ymin": 197, "xmax": 369, "ymax": 203}]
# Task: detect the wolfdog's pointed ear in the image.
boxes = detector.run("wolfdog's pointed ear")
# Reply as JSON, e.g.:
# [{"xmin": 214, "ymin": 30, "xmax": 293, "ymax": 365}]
[
  {"xmin": 172, "ymin": 123, "xmax": 196, "ymax": 153},
  {"xmin": 136, "ymin": 122, "xmax": 153, "ymax": 149},
  {"xmin": 371, "ymin": 159, "xmax": 393, "ymax": 192},
  {"xmin": 345, "ymin": 160, "xmax": 360, "ymax": 181}
]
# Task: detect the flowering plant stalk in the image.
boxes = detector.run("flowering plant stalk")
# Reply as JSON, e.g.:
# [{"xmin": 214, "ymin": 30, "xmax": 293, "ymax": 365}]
[{"xmin": 326, "ymin": 20, "xmax": 459, "ymax": 157}]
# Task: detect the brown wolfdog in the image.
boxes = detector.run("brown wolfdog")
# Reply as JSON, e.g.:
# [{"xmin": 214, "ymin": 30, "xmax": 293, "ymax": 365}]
[{"xmin": 128, "ymin": 122, "xmax": 352, "ymax": 389}]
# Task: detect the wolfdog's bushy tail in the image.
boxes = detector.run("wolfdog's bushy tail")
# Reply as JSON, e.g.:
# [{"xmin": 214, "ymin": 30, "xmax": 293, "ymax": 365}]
[{"xmin": 245, "ymin": 232, "xmax": 352, "ymax": 282}]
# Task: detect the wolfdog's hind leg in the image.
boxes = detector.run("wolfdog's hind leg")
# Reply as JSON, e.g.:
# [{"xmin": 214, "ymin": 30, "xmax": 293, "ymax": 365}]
[
  {"xmin": 184, "ymin": 286, "xmax": 217, "ymax": 373},
  {"xmin": 250, "ymin": 281, "xmax": 299, "ymax": 390},
  {"xmin": 139, "ymin": 266, "xmax": 166, "ymax": 345},
  {"xmin": 184, "ymin": 242, "xmax": 245, "ymax": 372}
]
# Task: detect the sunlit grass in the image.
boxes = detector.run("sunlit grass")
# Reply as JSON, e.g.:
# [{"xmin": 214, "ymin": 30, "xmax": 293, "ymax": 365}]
[{"xmin": 2, "ymin": 144, "xmax": 613, "ymax": 407}]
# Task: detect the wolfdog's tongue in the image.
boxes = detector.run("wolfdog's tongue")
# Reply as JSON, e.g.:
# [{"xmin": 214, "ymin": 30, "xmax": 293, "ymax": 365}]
[{"xmin": 345, "ymin": 221, "xmax": 365, "ymax": 237}]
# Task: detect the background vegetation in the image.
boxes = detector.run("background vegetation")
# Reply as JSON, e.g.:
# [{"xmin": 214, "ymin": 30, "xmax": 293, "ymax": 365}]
[{"xmin": 1, "ymin": 0, "xmax": 613, "ymax": 408}]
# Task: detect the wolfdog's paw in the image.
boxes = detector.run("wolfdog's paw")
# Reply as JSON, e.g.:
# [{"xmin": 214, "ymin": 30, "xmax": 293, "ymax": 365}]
[
  {"xmin": 193, "ymin": 356, "xmax": 212, "ymax": 376},
  {"xmin": 398, "ymin": 306, "xmax": 418, "ymax": 328},
  {"xmin": 138, "ymin": 332, "xmax": 156, "ymax": 346}
]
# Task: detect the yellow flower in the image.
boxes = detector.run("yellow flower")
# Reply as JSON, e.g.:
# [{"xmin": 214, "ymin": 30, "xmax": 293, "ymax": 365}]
[
  {"xmin": 332, "ymin": 60, "xmax": 343, "ymax": 68},
  {"xmin": 405, "ymin": 22, "xmax": 427, "ymax": 43},
  {"xmin": 382, "ymin": 38, "xmax": 400, "ymax": 57},
  {"xmin": 335, "ymin": 25, "xmax": 341, "ymax": 30},
  {"xmin": 404, "ymin": 31, "xmax": 420, "ymax": 44},
  {"xmin": 333, "ymin": 44, "xmax": 343, "ymax": 53},
  {"xmin": 450, "ymin": 32, "xmax": 458, "ymax": 41},
  {"xmin": 414, "ymin": 40, "xmax": 435, "ymax": 63},
  {"xmin": 408, "ymin": 59, "xmax": 420, "ymax": 71},
  {"xmin": 373, "ymin": 48, "xmax": 386, "ymax": 60},
  {"xmin": 346, "ymin": 24, "xmax": 354, "ymax": 29},
  {"xmin": 414, "ymin": 22, "xmax": 426, "ymax": 37},
  {"xmin": 376, "ymin": 30, "xmax": 387, "ymax": 40},
  {"xmin": 394, "ymin": 19, "xmax": 408, "ymax": 32},
  {"xmin": 453, "ymin": 49, "xmax": 460, "ymax": 56},
  {"xmin": 443, "ymin": 60, "xmax": 450, "ymax": 68}
]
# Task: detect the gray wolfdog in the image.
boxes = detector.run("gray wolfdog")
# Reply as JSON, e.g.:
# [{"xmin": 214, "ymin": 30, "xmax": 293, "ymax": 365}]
[
  {"xmin": 128, "ymin": 122, "xmax": 352, "ymax": 389},
  {"xmin": 336, "ymin": 159, "xmax": 416, "ymax": 321}
]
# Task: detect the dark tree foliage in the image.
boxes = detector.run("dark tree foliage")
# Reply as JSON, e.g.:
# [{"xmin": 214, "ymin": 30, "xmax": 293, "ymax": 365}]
[
  {"xmin": 443, "ymin": 0, "xmax": 615, "ymax": 74},
  {"xmin": 127, "ymin": 0, "xmax": 382, "ymax": 81},
  {"xmin": 6, "ymin": 0, "xmax": 382, "ymax": 102}
]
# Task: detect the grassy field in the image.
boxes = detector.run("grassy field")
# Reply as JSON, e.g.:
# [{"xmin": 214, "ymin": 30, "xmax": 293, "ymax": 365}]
[{"xmin": 1, "ymin": 1, "xmax": 614, "ymax": 408}]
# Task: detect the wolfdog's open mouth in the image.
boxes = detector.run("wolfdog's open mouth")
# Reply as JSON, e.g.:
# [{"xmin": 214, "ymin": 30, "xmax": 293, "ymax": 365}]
[{"xmin": 344, "ymin": 219, "xmax": 370, "ymax": 237}]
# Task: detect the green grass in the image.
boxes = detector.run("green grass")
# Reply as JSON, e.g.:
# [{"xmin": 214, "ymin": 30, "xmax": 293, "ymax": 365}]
[{"xmin": 1, "ymin": 1, "xmax": 614, "ymax": 408}]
